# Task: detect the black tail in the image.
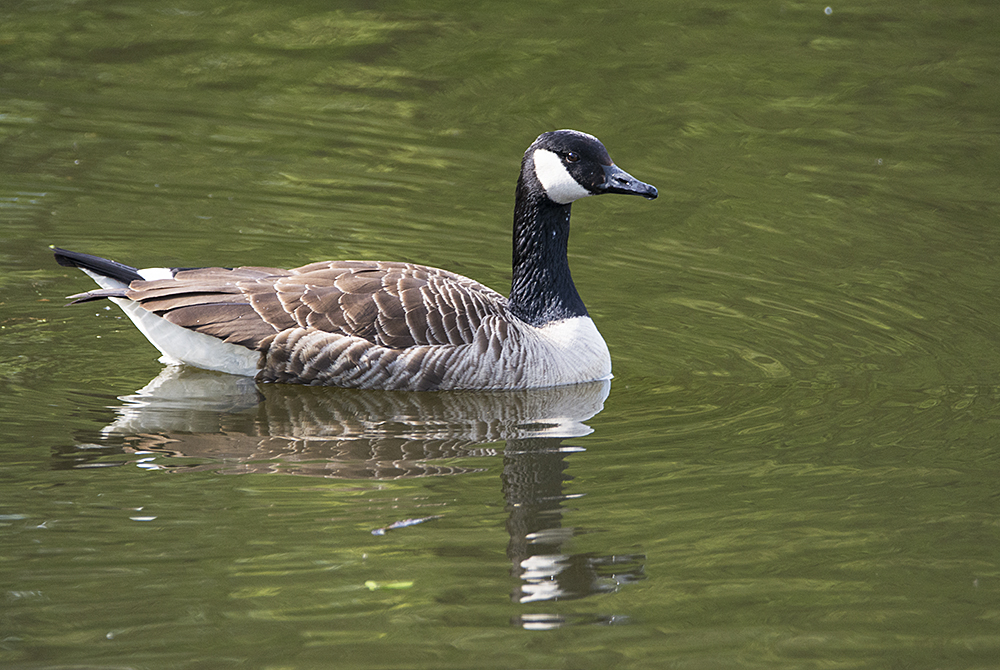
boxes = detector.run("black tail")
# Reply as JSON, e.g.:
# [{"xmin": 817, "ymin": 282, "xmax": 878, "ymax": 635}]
[{"xmin": 51, "ymin": 246, "xmax": 144, "ymax": 284}]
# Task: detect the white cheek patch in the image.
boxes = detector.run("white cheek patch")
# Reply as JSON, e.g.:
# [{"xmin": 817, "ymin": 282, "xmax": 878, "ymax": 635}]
[{"xmin": 532, "ymin": 149, "xmax": 592, "ymax": 204}]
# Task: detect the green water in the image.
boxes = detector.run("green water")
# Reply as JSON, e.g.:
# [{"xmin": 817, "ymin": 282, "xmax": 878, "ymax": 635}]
[{"xmin": 3, "ymin": 1, "xmax": 1000, "ymax": 668}]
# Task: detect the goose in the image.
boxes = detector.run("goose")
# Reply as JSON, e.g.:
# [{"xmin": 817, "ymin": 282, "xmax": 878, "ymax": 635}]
[{"xmin": 53, "ymin": 130, "xmax": 657, "ymax": 391}]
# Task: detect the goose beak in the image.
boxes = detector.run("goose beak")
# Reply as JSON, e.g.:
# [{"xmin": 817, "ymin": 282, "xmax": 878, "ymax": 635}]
[{"xmin": 597, "ymin": 164, "xmax": 658, "ymax": 200}]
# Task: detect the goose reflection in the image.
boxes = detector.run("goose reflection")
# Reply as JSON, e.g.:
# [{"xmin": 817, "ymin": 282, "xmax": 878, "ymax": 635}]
[{"xmin": 65, "ymin": 367, "xmax": 645, "ymax": 624}]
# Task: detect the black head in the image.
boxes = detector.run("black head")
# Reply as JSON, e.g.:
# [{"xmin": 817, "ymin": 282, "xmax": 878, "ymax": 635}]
[{"xmin": 525, "ymin": 130, "xmax": 658, "ymax": 205}]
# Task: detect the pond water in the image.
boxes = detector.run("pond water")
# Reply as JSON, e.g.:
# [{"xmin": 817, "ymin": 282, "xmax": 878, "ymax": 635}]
[{"xmin": 3, "ymin": 1, "xmax": 1000, "ymax": 668}]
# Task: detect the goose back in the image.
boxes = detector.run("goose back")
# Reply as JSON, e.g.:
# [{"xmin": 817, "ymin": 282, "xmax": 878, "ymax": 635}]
[{"xmin": 127, "ymin": 261, "xmax": 507, "ymax": 350}]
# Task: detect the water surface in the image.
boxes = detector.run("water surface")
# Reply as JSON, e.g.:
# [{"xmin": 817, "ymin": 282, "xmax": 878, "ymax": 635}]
[{"xmin": 3, "ymin": 1, "xmax": 1000, "ymax": 668}]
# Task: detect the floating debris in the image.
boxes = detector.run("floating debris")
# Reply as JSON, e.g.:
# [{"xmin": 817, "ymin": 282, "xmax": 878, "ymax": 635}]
[
  {"xmin": 371, "ymin": 515, "xmax": 443, "ymax": 536},
  {"xmin": 364, "ymin": 580, "xmax": 414, "ymax": 591}
]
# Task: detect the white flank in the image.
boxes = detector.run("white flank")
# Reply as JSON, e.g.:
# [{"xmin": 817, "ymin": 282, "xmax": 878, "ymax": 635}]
[
  {"xmin": 137, "ymin": 267, "xmax": 175, "ymax": 281},
  {"xmin": 79, "ymin": 268, "xmax": 260, "ymax": 377},
  {"xmin": 532, "ymin": 149, "xmax": 591, "ymax": 204}
]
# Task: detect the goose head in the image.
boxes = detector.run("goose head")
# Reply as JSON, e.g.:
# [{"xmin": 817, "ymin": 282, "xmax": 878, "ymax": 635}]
[
  {"xmin": 525, "ymin": 130, "xmax": 658, "ymax": 205},
  {"xmin": 508, "ymin": 130, "xmax": 657, "ymax": 327}
]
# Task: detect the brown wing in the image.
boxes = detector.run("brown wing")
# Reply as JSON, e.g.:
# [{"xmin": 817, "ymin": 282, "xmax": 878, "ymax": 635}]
[{"xmin": 125, "ymin": 261, "xmax": 508, "ymax": 350}]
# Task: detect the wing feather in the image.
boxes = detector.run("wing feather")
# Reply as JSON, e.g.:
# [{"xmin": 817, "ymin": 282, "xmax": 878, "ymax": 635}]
[{"xmin": 120, "ymin": 260, "xmax": 508, "ymax": 351}]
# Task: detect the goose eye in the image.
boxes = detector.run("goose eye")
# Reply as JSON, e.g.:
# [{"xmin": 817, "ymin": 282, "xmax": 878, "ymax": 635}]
[{"xmin": 565, "ymin": 151, "xmax": 580, "ymax": 163}]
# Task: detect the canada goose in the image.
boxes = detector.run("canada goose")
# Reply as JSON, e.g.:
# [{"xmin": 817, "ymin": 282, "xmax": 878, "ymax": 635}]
[{"xmin": 53, "ymin": 130, "xmax": 657, "ymax": 391}]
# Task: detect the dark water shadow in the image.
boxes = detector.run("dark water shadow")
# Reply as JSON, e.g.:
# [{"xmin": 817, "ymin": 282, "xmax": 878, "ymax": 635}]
[{"xmin": 56, "ymin": 367, "xmax": 645, "ymax": 626}]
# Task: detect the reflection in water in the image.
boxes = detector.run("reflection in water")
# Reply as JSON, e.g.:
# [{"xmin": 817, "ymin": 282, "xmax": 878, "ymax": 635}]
[
  {"xmin": 62, "ymin": 367, "xmax": 645, "ymax": 624},
  {"xmin": 504, "ymin": 436, "xmax": 646, "ymax": 624},
  {"xmin": 92, "ymin": 367, "xmax": 608, "ymax": 477}
]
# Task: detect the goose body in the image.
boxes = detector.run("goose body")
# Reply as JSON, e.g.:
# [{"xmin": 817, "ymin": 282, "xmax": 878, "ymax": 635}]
[{"xmin": 54, "ymin": 130, "xmax": 657, "ymax": 391}]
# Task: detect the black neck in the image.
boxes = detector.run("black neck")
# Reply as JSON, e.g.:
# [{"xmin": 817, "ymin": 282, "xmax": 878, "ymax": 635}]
[{"xmin": 508, "ymin": 176, "xmax": 588, "ymax": 326}]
